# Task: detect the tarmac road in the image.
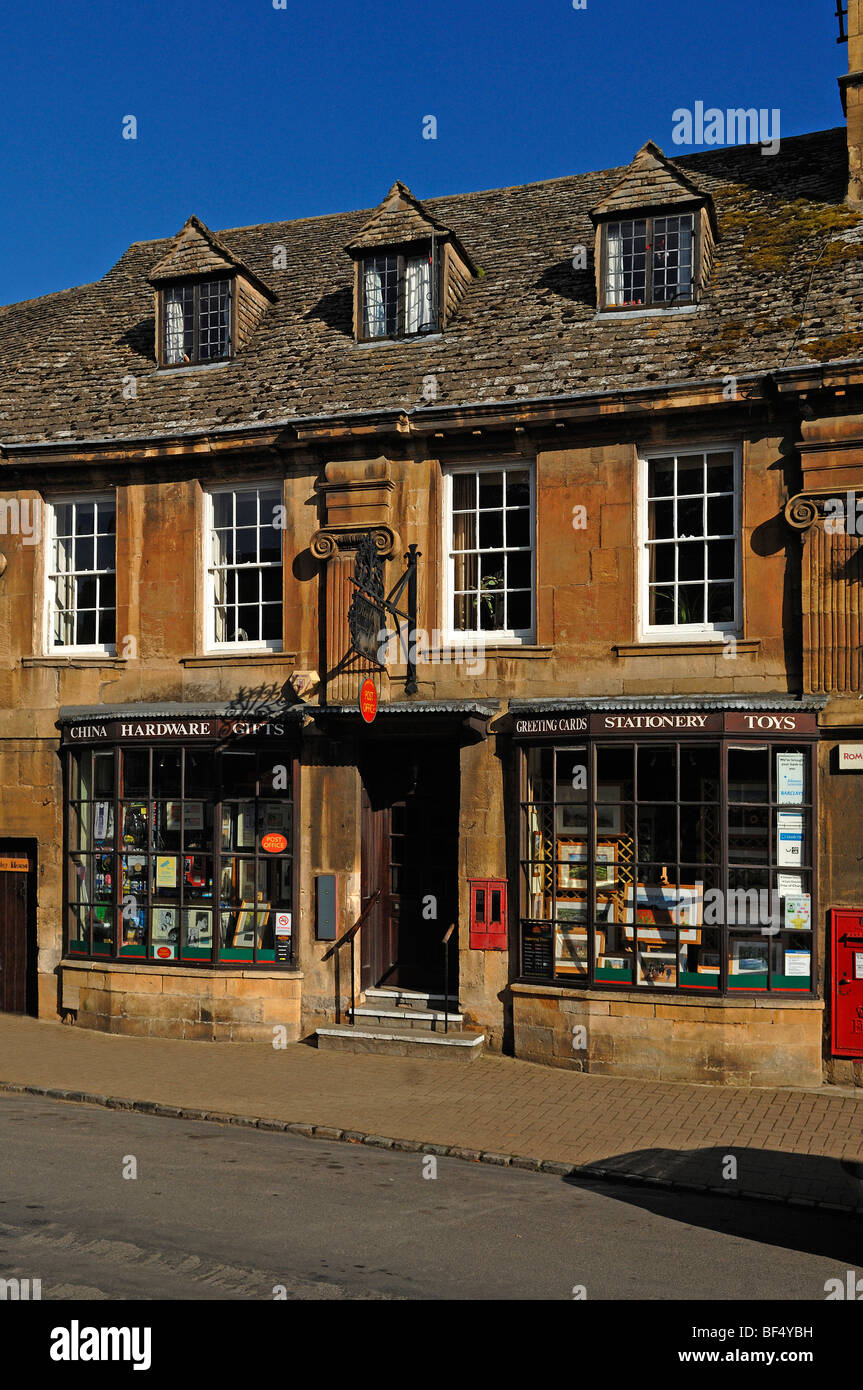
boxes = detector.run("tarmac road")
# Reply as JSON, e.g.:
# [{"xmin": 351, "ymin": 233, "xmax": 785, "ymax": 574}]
[{"xmin": 0, "ymin": 1094, "xmax": 860, "ymax": 1301}]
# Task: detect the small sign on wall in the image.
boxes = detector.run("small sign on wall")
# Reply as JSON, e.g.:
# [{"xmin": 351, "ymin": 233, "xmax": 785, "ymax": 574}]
[{"xmin": 838, "ymin": 745, "xmax": 863, "ymax": 770}]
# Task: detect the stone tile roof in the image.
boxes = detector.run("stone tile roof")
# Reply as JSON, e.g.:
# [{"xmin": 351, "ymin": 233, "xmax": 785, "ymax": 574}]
[
  {"xmin": 0, "ymin": 127, "xmax": 860, "ymax": 448},
  {"xmin": 344, "ymin": 180, "xmax": 453, "ymax": 252},
  {"xmin": 590, "ymin": 140, "xmax": 708, "ymax": 219}
]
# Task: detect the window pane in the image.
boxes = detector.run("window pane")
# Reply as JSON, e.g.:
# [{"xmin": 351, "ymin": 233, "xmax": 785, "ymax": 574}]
[
  {"xmin": 479, "ymin": 472, "xmax": 503, "ymax": 510},
  {"xmin": 728, "ymin": 746, "xmax": 768, "ymax": 802}
]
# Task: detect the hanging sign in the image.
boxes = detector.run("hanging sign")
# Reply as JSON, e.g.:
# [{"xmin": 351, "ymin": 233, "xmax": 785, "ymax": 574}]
[
  {"xmin": 359, "ymin": 678, "xmax": 378, "ymax": 724},
  {"xmin": 261, "ymin": 832, "xmax": 288, "ymax": 854}
]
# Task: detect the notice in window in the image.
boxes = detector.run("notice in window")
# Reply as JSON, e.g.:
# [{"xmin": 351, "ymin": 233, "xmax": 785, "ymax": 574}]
[
  {"xmin": 776, "ymin": 811, "xmax": 803, "ymax": 866},
  {"xmin": 156, "ymin": 856, "xmax": 177, "ymax": 889},
  {"xmin": 783, "ymin": 894, "xmax": 810, "ymax": 930},
  {"xmin": 776, "ymin": 751, "xmax": 805, "ymax": 804},
  {"xmin": 784, "ymin": 950, "xmax": 811, "ymax": 977},
  {"xmin": 776, "ymin": 872, "xmax": 803, "ymax": 897}
]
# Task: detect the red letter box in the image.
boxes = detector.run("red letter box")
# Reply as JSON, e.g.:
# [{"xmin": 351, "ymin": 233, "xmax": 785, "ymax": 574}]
[
  {"xmin": 830, "ymin": 908, "xmax": 863, "ymax": 1057},
  {"xmin": 469, "ymin": 879, "xmax": 507, "ymax": 950}
]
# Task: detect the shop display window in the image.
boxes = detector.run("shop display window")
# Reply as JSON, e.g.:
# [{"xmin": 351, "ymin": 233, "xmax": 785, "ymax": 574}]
[
  {"xmin": 67, "ymin": 744, "xmax": 295, "ymax": 966},
  {"xmin": 520, "ymin": 739, "xmax": 814, "ymax": 994}
]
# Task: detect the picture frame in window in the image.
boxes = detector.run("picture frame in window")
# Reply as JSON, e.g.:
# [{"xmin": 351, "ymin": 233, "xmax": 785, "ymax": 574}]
[
  {"xmin": 730, "ymin": 939, "xmax": 769, "ymax": 975},
  {"xmin": 556, "ymin": 801, "xmax": 588, "ymax": 834},
  {"xmin": 258, "ymin": 802, "xmax": 290, "ymax": 835},
  {"xmin": 637, "ymin": 947, "xmax": 677, "ymax": 987},
  {"xmin": 556, "ymin": 840, "xmax": 619, "ymax": 892},
  {"xmin": 554, "ymin": 926, "xmax": 589, "ymax": 975},
  {"xmin": 557, "ymin": 900, "xmax": 587, "ymax": 924},
  {"xmin": 183, "ymin": 907, "xmax": 212, "ymax": 949},
  {"xmin": 596, "ymin": 800, "xmax": 623, "ymax": 835},
  {"xmin": 233, "ymin": 901, "xmax": 269, "ymax": 948},
  {"xmin": 623, "ymin": 882, "xmax": 702, "ymax": 939},
  {"xmin": 183, "ymin": 802, "xmax": 205, "ymax": 832},
  {"xmin": 697, "ymin": 950, "xmax": 720, "ymax": 974}
]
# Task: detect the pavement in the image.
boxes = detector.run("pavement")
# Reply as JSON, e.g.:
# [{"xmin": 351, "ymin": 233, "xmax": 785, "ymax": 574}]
[{"xmin": 1, "ymin": 1014, "xmax": 861, "ymax": 1215}]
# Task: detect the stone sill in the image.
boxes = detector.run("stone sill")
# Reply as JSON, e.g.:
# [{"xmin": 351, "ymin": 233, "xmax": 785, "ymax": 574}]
[
  {"xmin": 180, "ymin": 652, "xmax": 297, "ymax": 668},
  {"xmin": 23, "ymin": 656, "xmax": 126, "ymax": 668},
  {"xmin": 61, "ymin": 959, "xmax": 303, "ymax": 982},
  {"xmin": 614, "ymin": 640, "xmax": 761, "ymax": 658},
  {"xmin": 511, "ymin": 982, "xmax": 822, "ymax": 1010},
  {"xmin": 405, "ymin": 645, "xmax": 552, "ymax": 662}
]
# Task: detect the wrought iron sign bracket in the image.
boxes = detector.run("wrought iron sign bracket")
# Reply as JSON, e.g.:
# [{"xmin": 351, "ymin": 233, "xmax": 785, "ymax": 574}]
[{"xmin": 347, "ymin": 539, "xmax": 420, "ymax": 694}]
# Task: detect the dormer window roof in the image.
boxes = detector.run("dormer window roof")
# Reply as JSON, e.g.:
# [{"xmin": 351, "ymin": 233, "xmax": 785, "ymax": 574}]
[
  {"xmin": 345, "ymin": 181, "xmax": 476, "ymax": 341},
  {"xmin": 147, "ymin": 216, "xmax": 276, "ymax": 367},
  {"xmin": 590, "ymin": 142, "xmax": 718, "ymax": 312}
]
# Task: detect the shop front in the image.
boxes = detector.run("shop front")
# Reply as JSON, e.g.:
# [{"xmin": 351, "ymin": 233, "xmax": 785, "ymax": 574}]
[
  {"xmin": 58, "ymin": 706, "xmax": 305, "ymax": 1041},
  {"xmin": 504, "ymin": 698, "xmax": 826, "ymax": 1086}
]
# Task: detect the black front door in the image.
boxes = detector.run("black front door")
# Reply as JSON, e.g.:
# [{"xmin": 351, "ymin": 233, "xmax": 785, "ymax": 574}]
[
  {"xmin": 0, "ymin": 844, "xmax": 35, "ymax": 1015},
  {"xmin": 360, "ymin": 746, "xmax": 458, "ymax": 993}
]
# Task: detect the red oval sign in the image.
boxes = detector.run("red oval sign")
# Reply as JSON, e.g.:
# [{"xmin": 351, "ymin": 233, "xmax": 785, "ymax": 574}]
[
  {"xmin": 261, "ymin": 832, "xmax": 288, "ymax": 854},
  {"xmin": 155, "ymin": 946, "xmax": 173, "ymax": 959},
  {"xmin": 359, "ymin": 678, "xmax": 378, "ymax": 724}
]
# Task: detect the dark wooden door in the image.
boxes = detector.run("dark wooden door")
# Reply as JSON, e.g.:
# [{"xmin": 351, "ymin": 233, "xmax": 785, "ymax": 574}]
[
  {"xmin": 360, "ymin": 786, "xmax": 400, "ymax": 990},
  {"xmin": 0, "ymin": 851, "xmax": 31, "ymax": 1014},
  {"xmin": 360, "ymin": 749, "xmax": 458, "ymax": 993}
]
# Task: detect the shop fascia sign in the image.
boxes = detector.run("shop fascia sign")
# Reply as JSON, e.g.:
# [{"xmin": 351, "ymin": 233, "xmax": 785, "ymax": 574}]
[
  {"xmin": 63, "ymin": 718, "xmax": 290, "ymax": 744},
  {"xmin": 511, "ymin": 710, "xmax": 818, "ymax": 737}
]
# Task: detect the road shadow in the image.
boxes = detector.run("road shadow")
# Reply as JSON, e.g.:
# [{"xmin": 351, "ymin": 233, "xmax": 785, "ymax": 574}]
[{"xmin": 563, "ymin": 1145, "xmax": 863, "ymax": 1260}]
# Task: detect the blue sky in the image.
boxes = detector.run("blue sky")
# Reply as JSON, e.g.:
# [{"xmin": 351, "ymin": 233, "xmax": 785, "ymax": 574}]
[{"xmin": 0, "ymin": 0, "xmax": 845, "ymax": 304}]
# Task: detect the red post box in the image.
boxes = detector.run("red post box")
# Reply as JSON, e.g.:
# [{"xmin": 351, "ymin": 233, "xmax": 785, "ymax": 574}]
[
  {"xmin": 469, "ymin": 879, "xmax": 507, "ymax": 950},
  {"xmin": 830, "ymin": 908, "xmax": 863, "ymax": 1057}
]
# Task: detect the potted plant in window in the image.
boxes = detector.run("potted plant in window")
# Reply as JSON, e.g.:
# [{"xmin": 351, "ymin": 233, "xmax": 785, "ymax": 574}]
[{"xmin": 480, "ymin": 573, "xmax": 503, "ymax": 625}]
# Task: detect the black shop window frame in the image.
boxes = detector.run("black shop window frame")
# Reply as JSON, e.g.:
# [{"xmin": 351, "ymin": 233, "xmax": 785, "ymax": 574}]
[
  {"xmin": 517, "ymin": 734, "xmax": 818, "ymax": 997},
  {"xmin": 64, "ymin": 741, "xmax": 299, "ymax": 968}
]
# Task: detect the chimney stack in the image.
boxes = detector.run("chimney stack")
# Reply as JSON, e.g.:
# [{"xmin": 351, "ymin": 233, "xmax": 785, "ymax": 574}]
[{"xmin": 841, "ymin": 0, "xmax": 863, "ymax": 202}]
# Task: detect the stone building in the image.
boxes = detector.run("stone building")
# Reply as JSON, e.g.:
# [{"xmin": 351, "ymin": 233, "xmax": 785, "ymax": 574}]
[{"xmin": 2, "ymin": 20, "xmax": 863, "ymax": 1086}]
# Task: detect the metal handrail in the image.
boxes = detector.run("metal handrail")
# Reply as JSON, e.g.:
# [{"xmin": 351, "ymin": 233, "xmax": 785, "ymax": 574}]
[
  {"xmin": 442, "ymin": 922, "xmax": 456, "ymax": 1034},
  {"xmin": 322, "ymin": 890, "xmax": 381, "ymax": 1025}
]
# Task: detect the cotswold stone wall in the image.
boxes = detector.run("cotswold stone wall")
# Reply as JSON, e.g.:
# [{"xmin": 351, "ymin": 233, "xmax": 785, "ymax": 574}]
[
  {"xmin": 511, "ymin": 985, "xmax": 823, "ymax": 1087},
  {"xmin": 61, "ymin": 962, "xmax": 302, "ymax": 1043}
]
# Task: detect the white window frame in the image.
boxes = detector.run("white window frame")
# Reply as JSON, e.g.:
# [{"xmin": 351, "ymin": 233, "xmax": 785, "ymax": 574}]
[
  {"xmin": 204, "ymin": 482, "xmax": 284, "ymax": 653},
  {"xmin": 441, "ymin": 461, "xmax": 536, "ymax": 646},
  {"xmin": 44, "ymin": 493, "xmax": 117, "ymax": 656},
  {"xmin": 637, "ymin": 442, "xmax": 742, "ymax": 643}
]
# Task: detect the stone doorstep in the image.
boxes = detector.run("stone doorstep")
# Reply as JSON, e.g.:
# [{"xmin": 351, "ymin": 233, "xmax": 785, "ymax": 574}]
[
  {"xmin": 350, "ymin": 1006, "xmax": 464, "ymax": 1026},
  {"xmin": 315, "ymin": 1024, "xmax": 485, "ymax": 1059}
]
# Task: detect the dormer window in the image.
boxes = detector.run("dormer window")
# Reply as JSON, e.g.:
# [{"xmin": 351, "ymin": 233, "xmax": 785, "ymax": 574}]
[
  {"xmin": 345, "ymin": 181, "xmax": 476, "ymax": 343},
  {"xmin": 361, "ymin": 247, "xmax": 437, "ymax": 340},
  {"xmin": 603, "ymin": 213, "xmax": 694, "ymax": 310},
  {"xmin": 162, "ymin": 278, "xmax": 232, "ymax": 366},
  {"xmin": 590, "ymin": 142, "xmax": 716, "ymax": 315},
  {"xmin": 148, "ymin": 216, "xmax": 276, "ymax": 369}
]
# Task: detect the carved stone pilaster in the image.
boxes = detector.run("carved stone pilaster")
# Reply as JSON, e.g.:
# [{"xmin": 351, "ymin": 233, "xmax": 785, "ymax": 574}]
[
  {"xmin": 310, "ymin": 524, "xmax": 398, "ymax": 561},
  {"xmin": 784, "ymin": 488, "xmax": 863, "ymax": 692}
]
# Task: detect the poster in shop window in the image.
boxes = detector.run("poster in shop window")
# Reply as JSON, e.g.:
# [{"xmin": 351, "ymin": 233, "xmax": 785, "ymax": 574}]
[
  {"xmin": 776, "ymin": 811, "xmax": 804, "ymax": 866},
  {"xmin": 94, "ymin": 801, "xmax": 112, "ymax": 841},
  {"xmin": 776, "ymin": 752, "xmax": 805, "ymax": 804},
  {"xmin": 783, "ymin": 895, "xmax": 811, "ymax": 931}
]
